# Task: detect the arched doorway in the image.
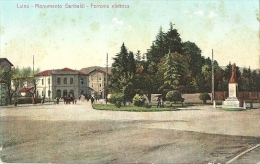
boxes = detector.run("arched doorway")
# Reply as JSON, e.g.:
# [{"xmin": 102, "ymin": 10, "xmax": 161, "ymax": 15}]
[
  {"xmin": 56, "ymin": 89, "xmax": 61, "ymax": 98},
  {"xmin": 63, "ymin": 90, "xmax": 68, "ymax": 97},
  {"xmin": 69, "ymin": 89, "xmax": 74, "ymax": 97}
]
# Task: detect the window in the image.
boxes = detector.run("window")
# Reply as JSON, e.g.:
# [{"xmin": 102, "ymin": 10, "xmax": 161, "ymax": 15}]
[
  {"xmin": 48, "ymin": 90, "xmax": 51, "ymax": 97},
  {"xmin": 70, "ymin": 78, "xmax": 73, "ymax": 84},
  {"xmin": 42, "ymin": 79, "xmax": 44, "ymax": 85},
  {"xmin": 57, "ymin": 77, "xmax": 61, "ymax": 84},
  {"xmin": 99, "ymin": 77, "xmax": 101, "ymax": 80},
  {"xmin": 81, "ymin": 78, "xmax": 84, "ymax": 85},
  {"xmin": 48, "ymin": 78, "xmax": 50, "ymax": 84},
  {"xmin": 100, "ymin": 84, "xmax": 102, "ymax": 87},
  {"xmin": 64, "ymin": 78, "xmax": 67, "ymax": 84}
]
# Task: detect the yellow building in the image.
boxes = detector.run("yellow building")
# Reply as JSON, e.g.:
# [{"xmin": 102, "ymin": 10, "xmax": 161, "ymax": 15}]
[{"xmin": 80, "ymin": 66, "xmax": 111, "ymax": 99}]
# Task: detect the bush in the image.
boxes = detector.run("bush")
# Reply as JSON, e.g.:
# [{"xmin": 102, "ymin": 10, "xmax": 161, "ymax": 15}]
[
  {"xmin": 144, "ymin": 103, "xmax": 152, "ymax": 108},
  {"xmin": 12, "ymin": 97, "xmax": 42, "ymax": 104},
  {"xmin": 199, "ymin": 93, "xmax": 211, "ymax": 104},
  {"xmin": 133, "ymin": 94, "xmax": 146, "ymax": 107},
  {"xmin": 108, "ymin": 93, "xmax": 125, "ymax": 108},
  {"xmin": 166, "ymin": 90, "xmax": 184, "ymax": 104},
  {"xmin": 115, "ymin": 101, "xmax": 122, "ymax": 108}
]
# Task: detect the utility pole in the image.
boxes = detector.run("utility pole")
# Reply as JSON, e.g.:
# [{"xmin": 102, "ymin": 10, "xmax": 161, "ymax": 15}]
[
  {"xmin": 106, "ymin": 53, "xmax": 108, "ymax": 105},
  {"xmin": 212, "ymin": 49, "xmax": 214, "ymax": 103},
  {"xmin": 32, "ymin": 55, "xmax": 36, "ymax": 104}
]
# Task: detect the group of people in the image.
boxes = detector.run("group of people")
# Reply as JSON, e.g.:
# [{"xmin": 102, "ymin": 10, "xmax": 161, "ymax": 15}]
[{"xmin": 54, "ymin": 97, "xmax": 77, "ymax": 105}]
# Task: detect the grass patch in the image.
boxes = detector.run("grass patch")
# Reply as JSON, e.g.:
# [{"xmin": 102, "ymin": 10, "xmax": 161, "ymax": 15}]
[{"xmin": 92, "ymin": 104, "xmax": 185, "ymax": 112}]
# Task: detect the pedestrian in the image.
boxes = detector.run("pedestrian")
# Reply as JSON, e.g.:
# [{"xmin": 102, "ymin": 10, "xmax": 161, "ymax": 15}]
[
  {"xmin": 56, "ymin": 97, "xmax": 59, "ymax": 104},
  {"xmin": 157, "ymin": 97, "xmax": 161, "ymax": 108},
  {"xmin": 91, "ymin": 97, "xmax": 94, "ymax": 104}
]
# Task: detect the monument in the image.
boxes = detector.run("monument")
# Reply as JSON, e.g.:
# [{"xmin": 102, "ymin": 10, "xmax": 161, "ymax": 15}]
[{"xmin": 222, "ymin": 63, "xmax": 240, "ymax": 108}]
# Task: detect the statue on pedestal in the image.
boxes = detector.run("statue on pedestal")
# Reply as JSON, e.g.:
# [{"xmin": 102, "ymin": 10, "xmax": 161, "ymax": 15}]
[
  {"xmin": 229, "ymin": 63, "xmax": 237, "ymax": 83},
  {"xmin": 223, "ymin": 63, "xmax": 240, "ymax": 108}
]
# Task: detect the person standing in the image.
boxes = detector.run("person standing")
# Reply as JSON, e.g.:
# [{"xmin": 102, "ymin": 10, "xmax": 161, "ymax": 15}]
[
  {"xmin": 157, "ymin": 97, "xmax": 161, "ymax": 108},
  {"xmin": 91, "ymin": 97, "xmax": 94, "ymax": 104}
]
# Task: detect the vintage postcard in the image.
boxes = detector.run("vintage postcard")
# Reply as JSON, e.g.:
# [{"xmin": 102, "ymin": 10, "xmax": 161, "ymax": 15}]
[{"xmin": 0, "ymin": 0, "xmax": 259, "ymax": 163}]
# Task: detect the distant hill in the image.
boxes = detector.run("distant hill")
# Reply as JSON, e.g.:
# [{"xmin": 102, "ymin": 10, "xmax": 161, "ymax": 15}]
[{"xmin": 80, "ymin": 66, "xmax": 112, "ymax": 74}]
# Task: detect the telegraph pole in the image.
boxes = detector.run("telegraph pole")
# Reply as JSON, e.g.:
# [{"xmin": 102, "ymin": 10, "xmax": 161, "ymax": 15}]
[
  {"xmin": 106, "ymin": 53, "xmax": 108, "ymax": 105},
  {"xmin": 32, "ymin": 55, "xmax": 35, "ymax": 104},
  {"xmin": 212, "ymin": 49, "xmax": 214, "ymax": 103}
]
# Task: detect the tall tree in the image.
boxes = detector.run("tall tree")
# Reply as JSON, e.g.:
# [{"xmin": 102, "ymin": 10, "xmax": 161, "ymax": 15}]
[
  {"xmin": 110, "ymin": 43, "xmax": 137, "ymax": 102},
  {"xmin": 182, "ymin": 41, "xmax": 203, "ymax": 78},
  {"xmin": 165, "ymin": 22, "xmax": 182, "ymax": 54},
  {"xmin": 159, "ymin": 53, "xmax": 179, "ymax": 99}
]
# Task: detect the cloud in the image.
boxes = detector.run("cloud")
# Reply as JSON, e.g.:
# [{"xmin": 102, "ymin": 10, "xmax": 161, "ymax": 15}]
[
  {"xmin": 208, "ymin": 11, "xmax": 218, "ymax": 19},
  {"xmin": 112, "ymin": 18, "xmax": 123, "ymax": 25},
  {"xmin": 194, "ymin": 11, "xmax": 204, "ymax": 16}
]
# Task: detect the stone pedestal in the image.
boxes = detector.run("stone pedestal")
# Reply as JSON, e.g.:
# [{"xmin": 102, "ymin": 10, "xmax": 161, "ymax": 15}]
[{"xmin": 222, "ymin": 83, "xmax": 240, "ymax": 108}]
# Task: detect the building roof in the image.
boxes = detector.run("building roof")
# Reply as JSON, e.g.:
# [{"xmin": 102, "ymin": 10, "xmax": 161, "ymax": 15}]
[
  {"xmin": 0, "ymin": 79, "xmax": 6, "ymax": 83},
  {"xmin": 35, "ymin": 68, "xmax": 88, "ymax": 76},
  {"xmin": 0, "ymin": 58, "xmax": 14, "ymax": 66},
  {"xmin": 35, "ymin": 70, "xmax": 52, "ymax": 76},
  {"xmin": 18, "ymin": 87, "xmax": 34, "ymax": 93}
]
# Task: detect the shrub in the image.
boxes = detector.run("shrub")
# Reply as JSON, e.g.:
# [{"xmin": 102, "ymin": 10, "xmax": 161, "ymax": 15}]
[
  {"xmin": 199, "ymin": 93, "xmax": 211, "ymax": 104},
  {"xmin": 144, "ymin": 103, "xmax": 152, "ymax": 108},
  {"xmin": 133, "ymin": 94, "xmax": 146, "ymax": 107},
  {"xmin": 12, "ymin": 97, "xmax": 42, "ymax": 104},
  {"xmin": 108, "ymin": 93, "xmax": 125, "ymax": 108},
  {"xmin": 115, "ymin": 101, "xmax": 122, "ymax": 108},
  {"xmin": 166, "ymin": 90, "xmax": 184, "ymax": 104}
]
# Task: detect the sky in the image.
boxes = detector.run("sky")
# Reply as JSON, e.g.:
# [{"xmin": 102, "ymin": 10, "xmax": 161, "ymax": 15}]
[{"xmin": 0, "ymin": 0, "xmax": 259, "ymax": 71}]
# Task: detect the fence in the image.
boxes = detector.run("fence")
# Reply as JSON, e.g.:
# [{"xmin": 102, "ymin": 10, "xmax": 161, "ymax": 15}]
[{"xmin": 214, "ymin": 91, "xmax": 260, "ymax": 100}]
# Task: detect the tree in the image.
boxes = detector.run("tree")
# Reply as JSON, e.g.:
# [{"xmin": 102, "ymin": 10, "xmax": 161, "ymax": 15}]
[
  {"xmin": 165, "ymin": 22, "xmax": 182, "ymax": 54},
  {"xmin": 159, "ymin": 53, "xmax": 180, "ymax": 99},
  {"xmin": 0, "ymin": 67, "xmax": 16, "ymax": 104},
  {"xmin": 127, "ymin": 51, "xmax": 136, "ymax": 77},
  {"xmin": 111, "ymin": 43, "xmax": 129, "ymax": 92},
  {"xmin": 135, "ymin": 50, "xmax": 141, "ymax": 61},
  {"xmin": 0, "ymin": 66, "xmax": 38, "ymax": 105},
  {"xmin": 201, "ymin": 63, "xmax": 212, "ymax": 92},
  {"xmin": 182, "ymin": 41, "xmax": 203, "ymax": 78},
  {"xmin": 110, "ymin": 43, "xmax": 137, "ymax": 102}
]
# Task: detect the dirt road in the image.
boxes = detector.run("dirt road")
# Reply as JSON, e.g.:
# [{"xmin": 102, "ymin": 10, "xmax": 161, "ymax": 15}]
[{"xmin": 0, "ymin": 101, "xmax": 259, "ymax": 163}]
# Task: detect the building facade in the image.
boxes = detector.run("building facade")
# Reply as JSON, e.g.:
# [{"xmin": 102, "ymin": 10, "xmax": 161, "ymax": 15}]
[
  {"xmin": 0, "ymin": 58, "xmax": 14, "ymax": 106},
  {"xmin": 88, "ymin": 69, "xmax": 111, "ymax": 99},
  {"xmin": 35, "ymin": 68, "xmax": 88, "ymax": 99},
  {"xmin": 34, "ymin": 67, "xmax": 111, "ymax": 100}
]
